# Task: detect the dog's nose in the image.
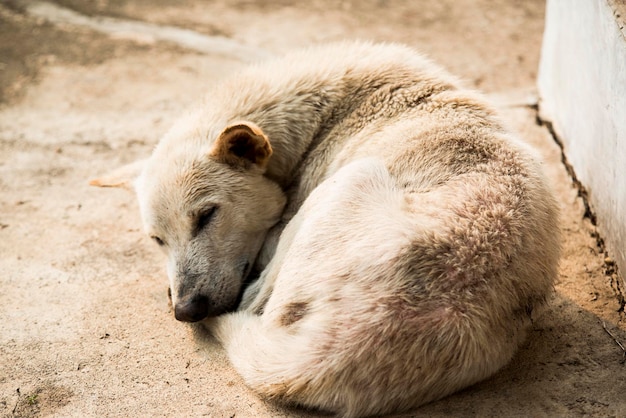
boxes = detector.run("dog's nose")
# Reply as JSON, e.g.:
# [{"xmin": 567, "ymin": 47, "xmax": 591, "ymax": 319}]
[{"xmin": 174, "ymin": 295, "xmax": 209, "ymax": 322}]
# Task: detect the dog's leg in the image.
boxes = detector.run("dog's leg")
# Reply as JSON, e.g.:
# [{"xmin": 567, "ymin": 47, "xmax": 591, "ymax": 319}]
[
  {"xmin": 254, "ymin": 221, "xmax": 284, "ymax": 270},
  {"xmin": 238, "ymin": 267, "xmax": 280, "ymax": 314},
  {"xmin": 241, "ymin": 158, "xmax": 394, "ymax": 316},
  {"xmin": 240, "ymin": 222, "xmax": 287, "ymax": 313},
  {"xmin": 241, "ymin": 207, "xmax": 305, "ymax": 314}
]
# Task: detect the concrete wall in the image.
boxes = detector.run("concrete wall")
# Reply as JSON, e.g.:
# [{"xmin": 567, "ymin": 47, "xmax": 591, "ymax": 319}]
[{"xmin": 538, "ymin": 0, "xmax": 626, "ymax": 290}]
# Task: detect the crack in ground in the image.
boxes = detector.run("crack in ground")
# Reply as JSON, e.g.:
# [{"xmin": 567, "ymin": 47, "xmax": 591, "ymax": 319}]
[
  {"xmin": 534, "ymin": 109, "xmax": 626, "ymax": 314},
  {"xmin": 14, "ymin": 0, "xmax": 272, "ymax": 62}
]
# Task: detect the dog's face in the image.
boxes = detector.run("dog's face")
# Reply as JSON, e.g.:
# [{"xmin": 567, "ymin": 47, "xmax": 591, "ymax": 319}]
[{"xmin": 136, "ymin": 122, "xmax": 286, "ymax": 322}]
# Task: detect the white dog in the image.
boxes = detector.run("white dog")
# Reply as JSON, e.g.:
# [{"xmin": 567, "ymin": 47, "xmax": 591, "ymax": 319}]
[{"xmin": 93, "ymin": 41, "xmax": 560, "ymax": 417}]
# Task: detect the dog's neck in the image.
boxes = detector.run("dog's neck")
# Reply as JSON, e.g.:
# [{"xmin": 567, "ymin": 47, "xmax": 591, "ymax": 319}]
[{"xmin": 231, "ymin": 76, "xmax": 382, "ymax": 189}]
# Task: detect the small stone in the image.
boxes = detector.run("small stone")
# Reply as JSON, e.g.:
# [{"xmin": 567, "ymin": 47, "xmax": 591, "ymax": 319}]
[{"xmin": 604, "ymin": 257, "xmax": 615, "ymax": 265}]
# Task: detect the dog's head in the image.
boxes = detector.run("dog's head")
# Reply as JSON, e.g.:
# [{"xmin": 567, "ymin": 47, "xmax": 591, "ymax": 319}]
[{"xmin": 92, "ymin": 121, "xmax": 286, "ymax": 322}]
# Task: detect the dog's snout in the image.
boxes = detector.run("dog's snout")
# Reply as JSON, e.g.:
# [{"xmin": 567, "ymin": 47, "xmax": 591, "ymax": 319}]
[{"xmin": 174, "ymin": 295, "xmax": 209, "ymax": 322}]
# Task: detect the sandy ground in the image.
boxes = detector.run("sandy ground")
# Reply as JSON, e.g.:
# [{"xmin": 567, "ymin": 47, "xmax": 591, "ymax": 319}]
[{"xmin": 1, "ymin": 1, "xmax": 625, "ymax": 417}]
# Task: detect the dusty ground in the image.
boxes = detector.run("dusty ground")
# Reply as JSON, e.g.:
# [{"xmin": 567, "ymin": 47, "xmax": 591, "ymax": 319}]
[{"xmin": 1, "ymin": 1, "xmax": 625, "ymax": 417}]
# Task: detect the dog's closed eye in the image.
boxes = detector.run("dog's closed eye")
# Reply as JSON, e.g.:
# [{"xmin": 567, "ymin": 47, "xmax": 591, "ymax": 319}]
[
  {"xmin": 152, "ymin": 236, "xmax": 166, "ymax": 247},
  {"xmin": 194, "ymin": 206, "xmax": 218, "ymax": 236}
]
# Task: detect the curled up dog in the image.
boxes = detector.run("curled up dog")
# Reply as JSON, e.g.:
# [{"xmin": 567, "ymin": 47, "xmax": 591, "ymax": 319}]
[{"xmin": 92, "ymin": 41, "xmax": 560, "ymax": 417}]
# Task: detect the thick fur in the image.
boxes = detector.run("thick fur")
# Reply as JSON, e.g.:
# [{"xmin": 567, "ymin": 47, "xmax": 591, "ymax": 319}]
[{"xmin": 97, "ymin": 42, "xmax": 560, "ymax": 417}]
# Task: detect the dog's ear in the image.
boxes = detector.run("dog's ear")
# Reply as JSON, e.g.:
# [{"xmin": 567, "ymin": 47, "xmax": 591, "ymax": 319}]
[
  {"xmin": 210, "ymin": 121, "xmax": 272, "ymax": 169},
  {"xmin": 89, "ymin": 159, "xmax": 146, "ymax": 189}
]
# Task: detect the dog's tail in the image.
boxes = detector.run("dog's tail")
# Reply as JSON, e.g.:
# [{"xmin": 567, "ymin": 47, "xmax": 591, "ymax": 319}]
[
  {"xmin": 210, "ymin": 312, "xmax": 337, "ymax": 409},
  {"xmin": 211, "ymin": 311, "xmax": 320, "ymax": 386}
]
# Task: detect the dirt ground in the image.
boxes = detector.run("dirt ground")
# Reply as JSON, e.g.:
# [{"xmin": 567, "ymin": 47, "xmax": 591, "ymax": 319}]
[{"xmin": 1, "ymin": 1, "xmax": 625, "ymax": 417}]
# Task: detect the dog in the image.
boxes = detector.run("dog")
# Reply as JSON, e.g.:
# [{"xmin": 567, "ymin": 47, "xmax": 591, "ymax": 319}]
[{"xmin": 92, "ymin": 41, "xmax": 560, "ymax": 417}]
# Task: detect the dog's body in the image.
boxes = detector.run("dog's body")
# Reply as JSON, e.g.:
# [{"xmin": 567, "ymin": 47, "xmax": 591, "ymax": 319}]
[{"xmin": 94, "ymin": 42, "xmax": 560, "ymax": 417}]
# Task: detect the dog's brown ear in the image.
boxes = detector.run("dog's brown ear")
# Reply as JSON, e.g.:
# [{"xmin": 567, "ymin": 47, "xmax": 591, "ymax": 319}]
[
  {"xmin": 210, "ymin": 121, "xmax": 272, "ymax": 169},
  {"xmin": 89, "ymin": 159, "xmax": 146, "ymax": 189}
]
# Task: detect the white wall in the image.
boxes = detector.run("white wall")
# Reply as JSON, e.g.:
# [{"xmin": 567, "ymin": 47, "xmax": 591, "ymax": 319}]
[{"xmin": 538, "ymin": 0, "xmax": 626, "ymax": 289}]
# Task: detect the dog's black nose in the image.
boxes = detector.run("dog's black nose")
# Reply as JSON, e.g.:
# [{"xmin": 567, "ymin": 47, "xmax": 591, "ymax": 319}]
[{"xmin": 174, "ymin": 295, "xmax": 209, "ymax": 322}]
